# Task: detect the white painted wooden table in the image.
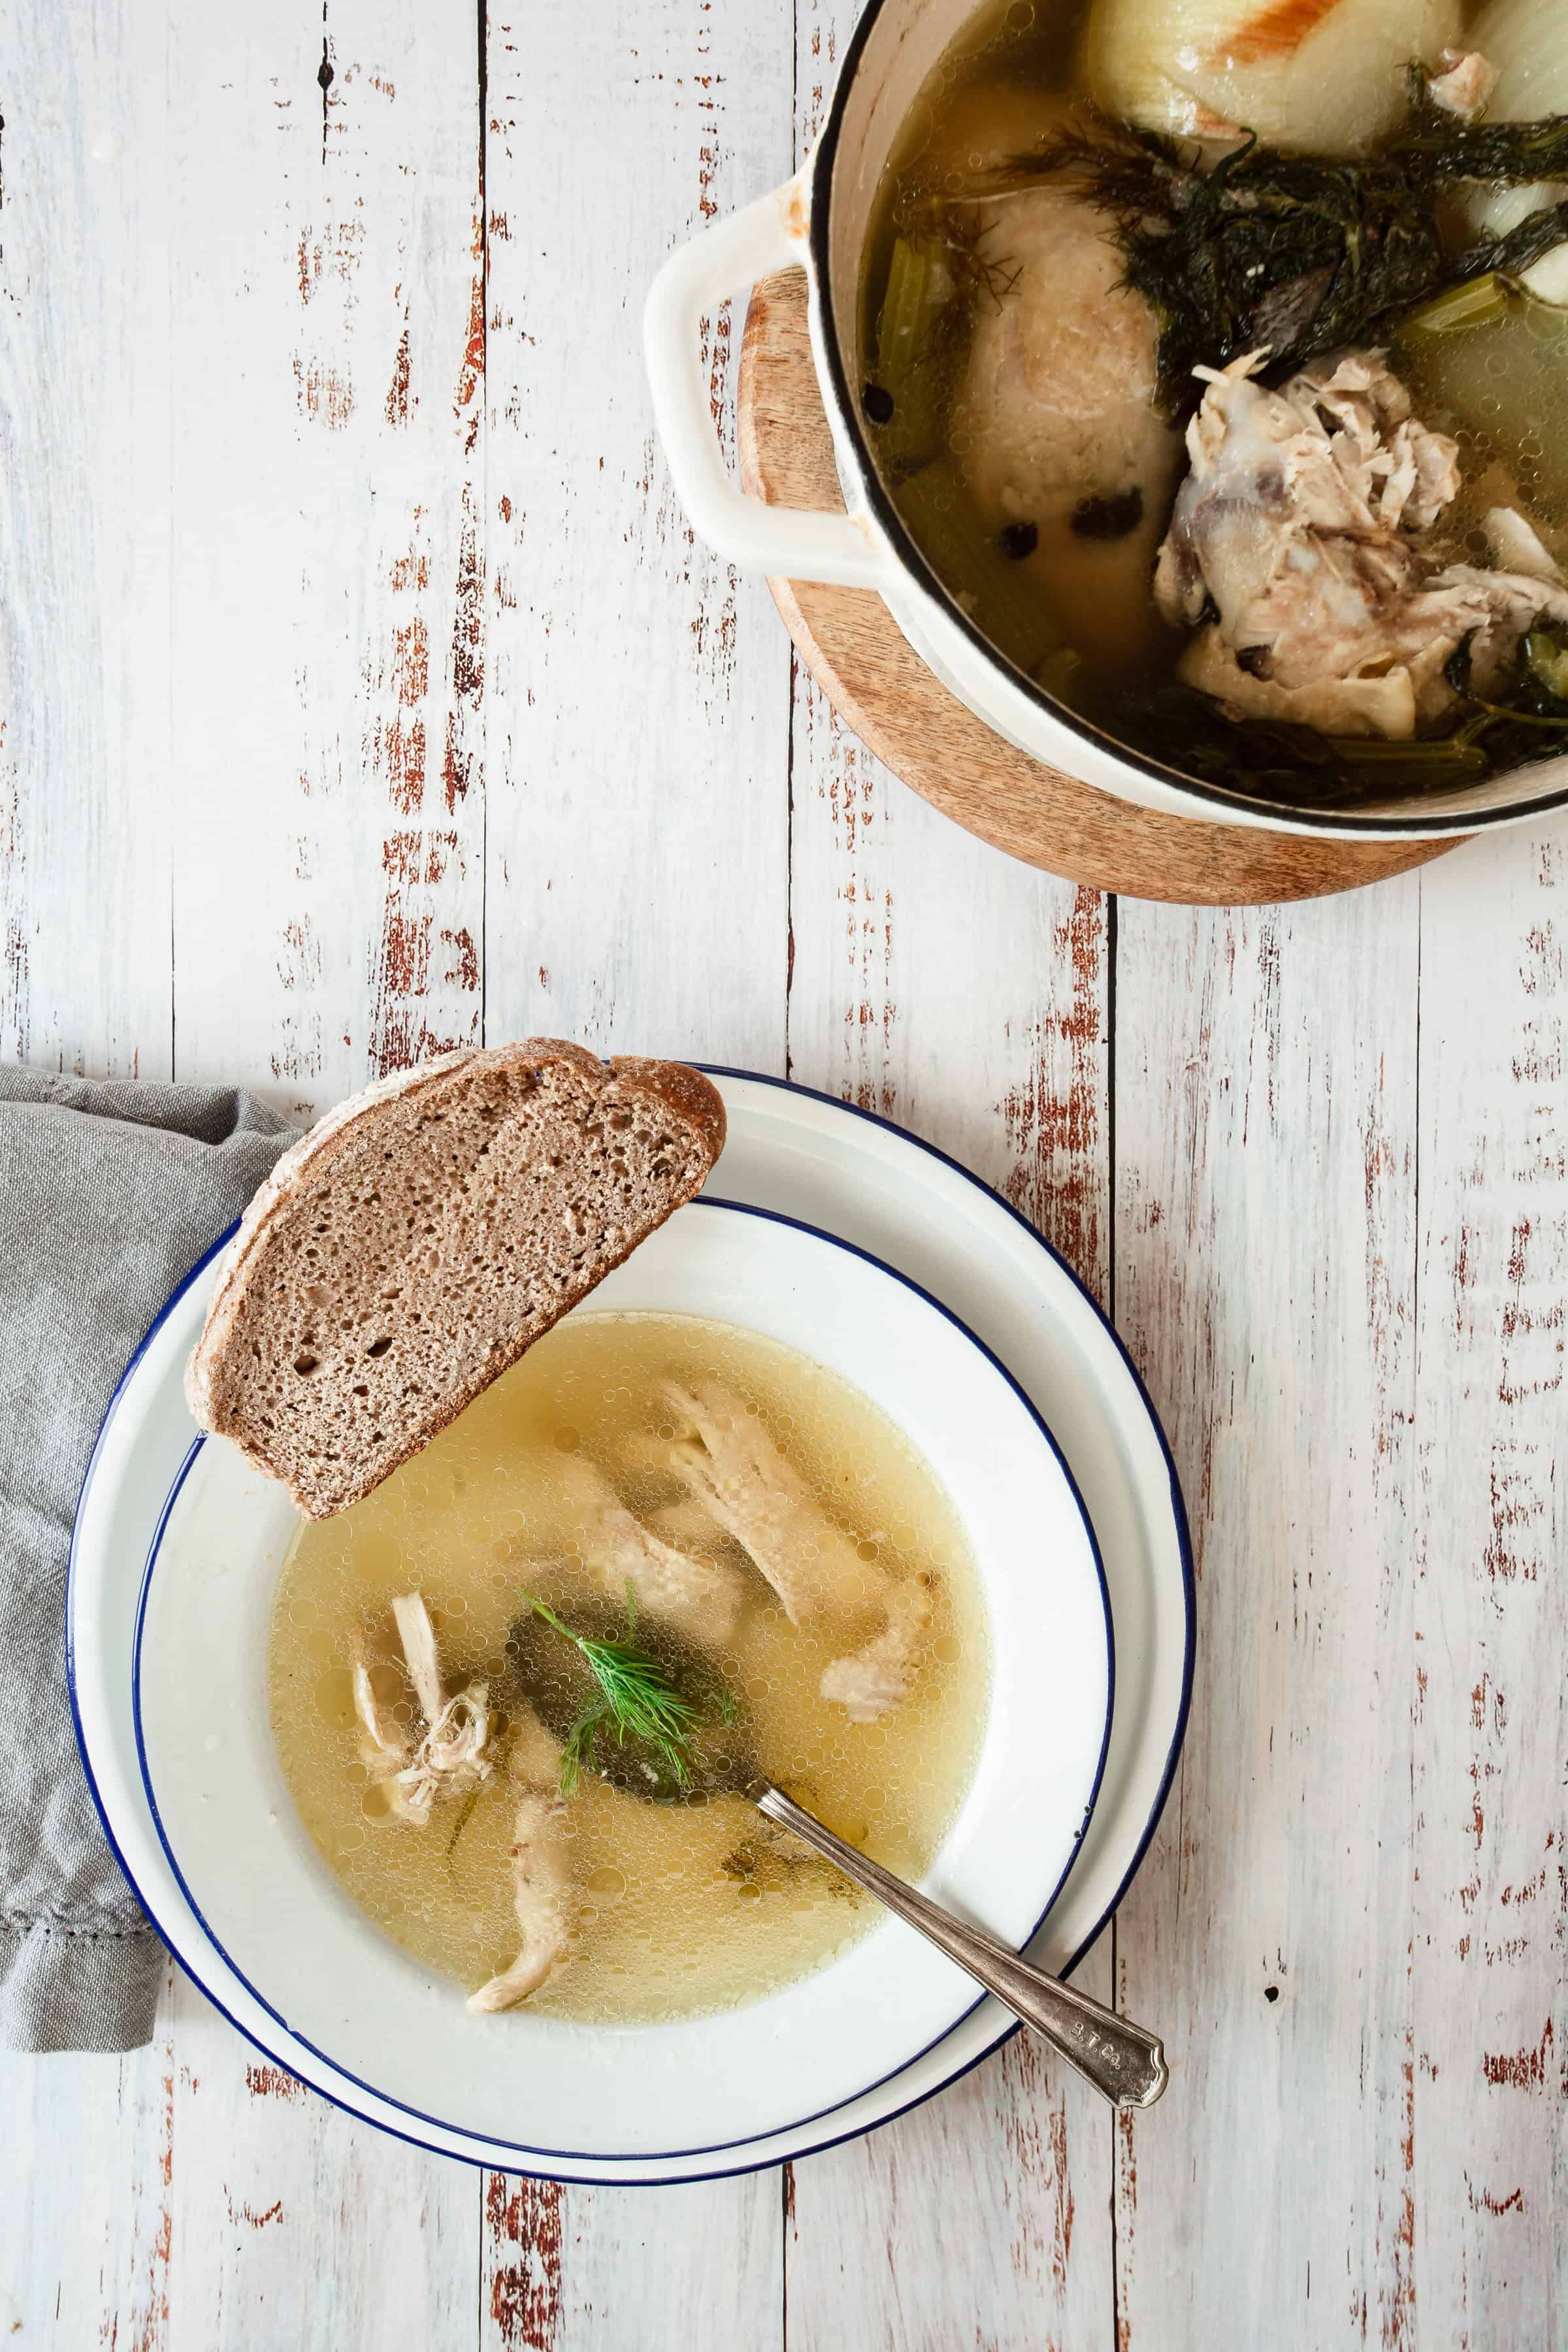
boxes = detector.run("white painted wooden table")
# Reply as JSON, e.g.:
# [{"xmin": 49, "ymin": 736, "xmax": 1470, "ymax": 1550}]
[{"xmin": 1, "ymin": 2, "xmax": 1563, "ymax": 2344}]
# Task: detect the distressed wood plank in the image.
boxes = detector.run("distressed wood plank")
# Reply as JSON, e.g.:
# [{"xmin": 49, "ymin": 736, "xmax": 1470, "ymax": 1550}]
[
  {"xmin": 1111, "ymin": 883, "xmax": 1424, "ymax": 2347},
  {"xmin": 167, "ymin": 0, "xmax": 484, "ymax": 1118},
  {"xmin": 0, "ymin": 1, "xmax": 506, "ymax": 2338},
  {"xmin": 786, "ymin": 2027, "xmax": 1113, "ymax": 2352},
  {"xmin": 0, "ymin": 0, "xmax": 176, "ymax": 1076},
  {"xmin": 1409, "ymin": 831, "xmax": 1566, "ymax": 2345},
  {"xmin": 480, "ymin": 2173, "xmax": 783, "ymax": 2352},
  {"xmin": 478, "ymin": 0, "xmax": 791, "ymax": 1070},
  {"xmin": 165, "ymin": 1974, "xmax": 473, "ymax": 2352},
  {"xmin": 0, "ymin": 1959, "xmax": 176, "ymax": 2345}
]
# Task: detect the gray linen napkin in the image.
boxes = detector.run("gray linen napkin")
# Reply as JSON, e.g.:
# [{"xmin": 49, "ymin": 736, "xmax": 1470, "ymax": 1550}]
[{"xmin": 0, "ymin": 1070, "xmax": 297, "ymax": 2051}]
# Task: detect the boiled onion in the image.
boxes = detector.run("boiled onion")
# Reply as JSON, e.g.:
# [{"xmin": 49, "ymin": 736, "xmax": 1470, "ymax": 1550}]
[
  {"xmin": 1077, "ymin": 0, "xmax": 1462, "ymax": 157},
  {"xmin": 1466, "ymin": 0, "xmax": 1568, "ymax": 305}
]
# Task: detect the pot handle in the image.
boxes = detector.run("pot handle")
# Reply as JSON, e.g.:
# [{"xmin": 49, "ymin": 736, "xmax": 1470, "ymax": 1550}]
[{"xmin": 644, "ymin": 178, "xmax": 891, "ymax": 589}]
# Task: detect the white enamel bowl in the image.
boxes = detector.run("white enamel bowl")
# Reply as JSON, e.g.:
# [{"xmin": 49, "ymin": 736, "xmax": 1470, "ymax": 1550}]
[{"xmin": 105, "ymin": 1198, "xmax": 1111, "ymax": 2170}]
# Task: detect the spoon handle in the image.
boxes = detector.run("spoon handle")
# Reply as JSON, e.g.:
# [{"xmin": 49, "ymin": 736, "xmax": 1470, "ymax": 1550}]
[{"xmin": 753, "ymin": 1784, "xmax": 1168, "ymax": 2110}]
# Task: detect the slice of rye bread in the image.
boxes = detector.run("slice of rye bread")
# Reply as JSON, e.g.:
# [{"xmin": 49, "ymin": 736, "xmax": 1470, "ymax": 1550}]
[{"xmin": 184, "ymin": 1041, "xmax": 727, "ymax": 1519}]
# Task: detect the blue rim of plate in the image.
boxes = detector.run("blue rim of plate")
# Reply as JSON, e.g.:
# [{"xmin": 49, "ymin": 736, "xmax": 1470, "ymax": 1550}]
[
  {"xmin": 68, "ymin": 1063, "xmax": 1194, "ymax": 2185},
  {"xmin": 125, "ymin": 1194, "xmax": 1114, "ymax": 2164}
]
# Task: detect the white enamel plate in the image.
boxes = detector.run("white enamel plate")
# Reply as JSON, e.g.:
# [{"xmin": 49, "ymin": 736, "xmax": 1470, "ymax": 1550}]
[{"xmin": 70, "ymin": 1070, "xmax": 1192, "ymax": 2183}]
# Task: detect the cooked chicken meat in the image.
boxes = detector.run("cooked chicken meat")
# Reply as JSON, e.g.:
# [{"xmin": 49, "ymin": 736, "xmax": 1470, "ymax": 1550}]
[
  {"xmin": 1482, "ymin": 503, "xmax": 1563, "ymax": 583},
  {"xmin": 959, "ymin": 183, "xmax": 1185, "ymax": 668},
  {"xmin": 351, "ymin": 1660, "xmax": 407, "ymax": 1768},
  {"xmin": 819, "ymin": 1573, "xmax": 935, "ymax": 1725},
  {"xmin": 661, "ymin": 1380, "xmax": 937, "ymax": 1722},
  {"xmin": 391, "ymin": 1591, "xmax": 444, "ymax": 1724},
  {"xmin": 353, "ymin": 1591, "xmax": 494, "ymax": 1827},
  {"xmin": 467, "ymin": 1711, "xmax": 576, "ymax": 2014},
  {"xmin": 661, "ymin": 1380, "xmax": 877, "ymax": 1628},
  {"xmin": 555, "ymin": 1451, "xmax": 747, "ymax": 1644},
  {"xmin": 647, "ymin": 1494, "xmax": 752, "ymax": 1558},
  {"xmin": 1428, "ymin": 47, "xmax": 1499, "ymax": 120},
  {"xmin": 1154, "ymin": 348, "xmax": 1568, "ymax": 739}
]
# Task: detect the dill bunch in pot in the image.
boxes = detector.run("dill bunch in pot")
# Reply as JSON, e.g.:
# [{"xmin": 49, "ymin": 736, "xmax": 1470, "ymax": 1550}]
[{"xmin": 972, "ymin": 69, "xmax": 1568, "ymax": 414}]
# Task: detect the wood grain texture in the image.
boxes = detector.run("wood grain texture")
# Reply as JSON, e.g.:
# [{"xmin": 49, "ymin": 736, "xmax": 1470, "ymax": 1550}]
[
  {"xmin": 478, "ymin": 0, "xmax": 791, "ymax": 1072},
  {"xmin": 0, "ymin": 0, "xmax": 176, "ymax": 1077},
  {"xmin": 164, "ymin": 1974, "xmax": 473, "ymax": 2351},
  {"xmin": 737, "ymin": 270, "xmax": 1459, "ymax": 911},
  {"xmin": 1111, "ymin": 881, "xmax": 1429, "ymax": 2346},
  {"xmin": 480, "ymin": 2176, "xmax": 782, "ymax": 2352},
  {"xmin": 166, "ymin": 0, "xmax": 484, "ymax": 1120},
  {"xmin": 1409, "ymin": 832, "xmax": 1566, "ymax": 2345},
  {"xmin": 0, "ymin": 1960, "xmax": 175, "ymax": 2344},
  {"xmin": 154, "ymin": 2, "xmax": 489, "ymax": 2315}
]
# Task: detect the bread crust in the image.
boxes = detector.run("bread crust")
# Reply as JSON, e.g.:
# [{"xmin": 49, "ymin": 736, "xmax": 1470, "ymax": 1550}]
[
  {"xmin": 184, "ymin": 1042, "xmax": 726, "ymax": 1516},
  {"xmin": 607, "ymin": 1054, "xmax": 728, "ymax": 1168}
]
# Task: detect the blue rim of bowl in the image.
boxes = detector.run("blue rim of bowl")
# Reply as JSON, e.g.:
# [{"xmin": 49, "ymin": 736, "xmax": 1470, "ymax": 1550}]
[
  {"xmin": 802, "ymin": 0, "xmax": 1568, "ymax": 837},
  {"xmin": 67, "ymin": 1064, "xmax": 1194, "ymax": 2185},
  {"xmin": 124, "ymin": 1193, "xmax": 1115, "ymax": 2166}
]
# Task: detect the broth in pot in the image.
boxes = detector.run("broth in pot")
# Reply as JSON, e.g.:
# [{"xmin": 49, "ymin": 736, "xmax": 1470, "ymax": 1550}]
[{"xmin": 857, "ymin": 0, "xmax": 1568, "ymax": 808}]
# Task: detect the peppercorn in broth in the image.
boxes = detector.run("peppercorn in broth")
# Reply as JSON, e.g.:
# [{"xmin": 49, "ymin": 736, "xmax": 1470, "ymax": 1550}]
[{"xmin": 268, "ymin": 1312, "xmax": 990, "ymax": 2025}]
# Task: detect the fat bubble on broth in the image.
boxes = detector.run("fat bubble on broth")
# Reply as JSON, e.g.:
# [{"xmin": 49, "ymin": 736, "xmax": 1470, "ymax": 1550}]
[{"xmin": 268, "ymin": 1311, "xmax": 991, "ymax": 2027}]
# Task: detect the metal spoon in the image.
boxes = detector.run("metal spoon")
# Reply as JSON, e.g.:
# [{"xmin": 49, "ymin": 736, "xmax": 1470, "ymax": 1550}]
[
  {"xmin": 750, "ymin": 1781, "xmax": 1168, "ymax": 2110},
  {"xmin": 510, "ymin": 1604, "xmax": 1166, "ymax": 2106}
]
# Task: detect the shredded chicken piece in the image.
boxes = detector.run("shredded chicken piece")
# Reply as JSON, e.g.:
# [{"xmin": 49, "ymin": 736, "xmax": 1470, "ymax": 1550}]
[
  {"xmin": 467, "ymin": 1711, "xmax": 576, "ymax": 2013},
  {"xmin": 819, "ymin": 1574, "xmax": 936, "ymax": 1725},
  {"xmin": 397, "ymin": 1688, "xmax": 493, "ymax": 1820},
  {"xmin": 1154, "ymin": 348, "xmax": 1568, "ymax": 739},
  {"xmin": 647, "ymin": 1494, "xmax": 747, "ymax": 1554},
  {"xmin": 352, "ymin": 1659, "xmax": 407, "ymax": 1767},
  {"xmin": 1482, "ymin": 505, "xmax": 1563, "ymax": 585},
  {"xmin": 555, "ymin": 1451, "xmax": 747, "ymax": 1643},
  {"xmin": 353, "ymin": 1592, "xmax": 494, "ymax": 1827},
  {"xmin": 659, "ymin": 1380, "xmax": 934, "ymax": 1721},
  {"xmin": 1429, "ymin": 49, "xmax": 1498, "ymax": 122},
  {"xmin": 391, "ymin": 1592, "xmax": 444, "ymax": 1722},
  {"xmin": 660, "ymin": 1380, "xmax": 877, "ymax": 1629}
]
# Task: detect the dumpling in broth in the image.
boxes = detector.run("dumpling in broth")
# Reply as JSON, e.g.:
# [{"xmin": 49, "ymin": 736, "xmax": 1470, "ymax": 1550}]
[
  {"xmin": 1078, "ymin": 0, "xmax": 1462, "ymax": 155},
  {"xmin": 956, "ymin": 184, "xmax": 1183, "ymax": 666}
]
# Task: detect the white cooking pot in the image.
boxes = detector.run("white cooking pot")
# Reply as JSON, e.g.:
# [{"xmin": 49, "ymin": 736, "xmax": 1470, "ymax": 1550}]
[{"xmin": 644, "ymin": 0, "xmax": 1568, "ymax": 843}]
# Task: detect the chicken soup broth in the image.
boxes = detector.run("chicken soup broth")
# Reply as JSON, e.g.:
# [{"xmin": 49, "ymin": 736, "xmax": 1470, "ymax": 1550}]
[
  {"xmin": 269, "ymin": 1312, "xmax": 990, "ymax": 2025},
  {"xmin": 859, "ymin": 0, "xmax": 1568, "ymax": 804}
]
